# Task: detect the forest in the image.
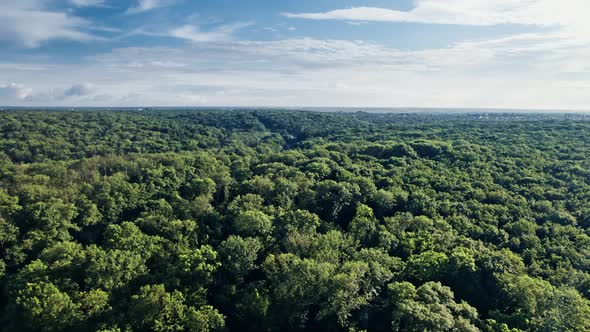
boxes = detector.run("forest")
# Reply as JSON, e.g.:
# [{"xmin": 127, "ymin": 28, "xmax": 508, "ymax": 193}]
[{"xmin": 0, "ymin": 109, "xmax": 589, "ymax": 332}]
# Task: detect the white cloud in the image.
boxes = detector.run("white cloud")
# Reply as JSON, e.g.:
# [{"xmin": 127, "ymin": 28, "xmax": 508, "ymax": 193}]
[
  {"xmin": 282, "ymin": 1, "xmax": 590, "ymax": 36},
  {"xmin": 117, "ymin": 21, "xmax": 252, "ymax": 44},
  {"xmin": 0, "ymin": 81, "xmax": 104, "ymax": 105},
  {"xmin": 0, "ymin": 83, "xmax": 32, "ymax": 102},
  {"xmin": 0, "ymin": 62, "xmax": 51, "ymax": 71},
  {"xmin": 0, "ymin": 1, "xmax": 100, "ymax": 47},
  {"xmin": 64, "ymin": 83, "xmax": 95, "ymax": 97},
  {"xmin": 281, "ymin": 0, "xmax": 590, "ymax": 87},
  {"xmin": 70, "ymin": 0, "xmax": 105, "ymax": 7},
  {"xmin": 170, "ymin": 22, "xmax": 253, "ymax": 43},
  {"xmin": 127, "ymin": 0, "xmax": 171, "ymax": 14}
]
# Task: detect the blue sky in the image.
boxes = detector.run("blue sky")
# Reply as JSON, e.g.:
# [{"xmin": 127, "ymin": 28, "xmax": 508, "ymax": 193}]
[{"xmin": 1, "ymin": 0, "xmax": 589, "ymax": 109}]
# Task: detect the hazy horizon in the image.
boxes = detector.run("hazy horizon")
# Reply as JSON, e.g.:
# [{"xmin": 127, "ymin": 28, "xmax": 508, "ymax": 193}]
[{"xmin": 1, "ymin": 106, "xmax": 590, "ymax": 115}]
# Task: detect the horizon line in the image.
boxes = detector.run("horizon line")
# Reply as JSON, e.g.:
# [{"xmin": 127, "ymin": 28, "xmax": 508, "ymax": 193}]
[{"xmin": 1, "ymin": 106, "xmax": 590, "ymax": 114}]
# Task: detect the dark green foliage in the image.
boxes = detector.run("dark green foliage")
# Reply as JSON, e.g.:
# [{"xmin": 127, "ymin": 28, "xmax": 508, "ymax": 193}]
[{"xmin": 0, "ymin": 109, "xmax": 589, "ymax": 331}]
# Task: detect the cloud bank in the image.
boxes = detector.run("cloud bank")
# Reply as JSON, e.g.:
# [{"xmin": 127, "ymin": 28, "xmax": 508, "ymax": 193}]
[
  {"xmin": 2, "ymin": 31, "xmax": 589, "ymax": 109},
  {"xmin": 283, "ymin": 1, "xmax": 587, "ymax": 29}
]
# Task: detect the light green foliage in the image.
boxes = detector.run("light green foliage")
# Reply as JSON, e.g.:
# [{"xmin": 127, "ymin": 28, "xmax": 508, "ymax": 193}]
[
  {"xmin": 219, "ymin": 235, "xmax": 262, "ymax": 281},
  {"xmin": 85, "ymin": 246, "xmax": 148, "ymax": 290},
  {"xmin": 320, "ymin": 261, "xmax": 372, "ymax": 325},
  {"xmin": 233, "ymin": 210, "xmax": 273, "ymax": 237},
  {"xmin": 278, "ymin": 209, "xmax": 321, "ymax": 234},
  {"xmin": 370, "ymin": 188, "xmax": 408, "ymax": 219},
  {"xmin": 309, "ymin": 180, "xmax": 358, "ymax": 223},
  {"xmin": 16, "ymin": 281, "xmax": 82, "ymax": 331},
  {"xmin": 263, "ymin": 253, "xmax": 335, "ymax": 304},
  {"xmin": 389, "ymin": 281, "xmax": 479, "ymax": 332},
  {"xmin": 496, "ymin": 275, "xmax": 590, "ymax": 331},
  {"xmin": 0, "ymin": 214, "xmax": 22, "ymax": 266},
  {"xmin": 353, "ymin": 248, "xmax": 404, "ymax": 285},
  {"xmin": 24, "ymin": 198, "xmax": 79, "ymax": 247},
  {"xmin": 177, "ymin": 245, "xmax": 220, "ymax": 284},
  {"xmin": 406, "ymin": 251, "xmax": 450, "ymax": 282},
  {"xmin": 185, "ymin": 305, "xmax": 226, "ymax": 332},
  {"xmin": 77, "ymin": 288, "xmax": 111, "ymax": 318},
  {"xmin": 349, "ymin": 204, "xmax": 379, "ymax": 246},
  {"xmin": 0, "ymin": 189, "xmax": 21, "ymax": 217},
  {"xmin": 75, "ymin": 197, "xmax": 102, "ymax": 226},
  {"xmin": 103, "ymin": 222, "xmax": 154, "ymax": 252},
  {"xmin": 130, "ymin": 284, "xmax": 225, "ymax": 332}
]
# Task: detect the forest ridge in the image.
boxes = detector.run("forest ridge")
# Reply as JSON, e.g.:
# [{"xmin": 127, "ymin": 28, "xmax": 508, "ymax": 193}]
[{"xmin": 0, "ymin": 110, "xmax": 589, "ymax": 331}]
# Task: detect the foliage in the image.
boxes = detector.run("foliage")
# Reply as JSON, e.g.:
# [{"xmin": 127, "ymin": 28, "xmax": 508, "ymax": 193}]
[{"xmin": 0, "ymin": 109, "xmax": 589, "ymax": 331}]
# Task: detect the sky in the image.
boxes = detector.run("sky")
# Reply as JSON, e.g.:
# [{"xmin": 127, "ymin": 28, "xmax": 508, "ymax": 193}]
[{"xmin": 1, "ymin": 0, "xmax": 589, "ymax": 109}]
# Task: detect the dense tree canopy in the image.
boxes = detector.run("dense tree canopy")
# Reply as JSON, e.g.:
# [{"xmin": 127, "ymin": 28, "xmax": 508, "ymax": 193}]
[{"xmin": 0, "ymin": 109, "xmax": 589, "ymax": 331}]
